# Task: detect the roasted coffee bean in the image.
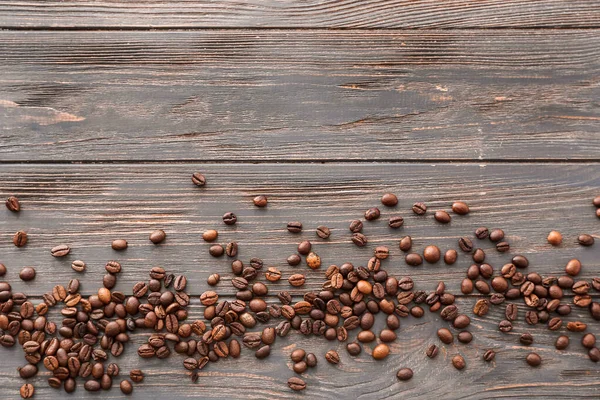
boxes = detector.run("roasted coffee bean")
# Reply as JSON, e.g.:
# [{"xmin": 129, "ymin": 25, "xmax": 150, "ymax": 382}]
[
  {"xmin": 225, "ymin": 242, "xmax": 238, "ymax": 257},
  {"xmin": 209, "ymin": 244, "xmax": 224, "ymax": 257},
  {"xmin": 412, "ymin": 202, "xmax": 427, "ymax": 215},
  {"xmin": 288, "ymin": 377, "xmax": 306, "ymax": 391},
  {"xmin": 498, "ymin": 320, "xmax": 513, "ymax": 333},
  {"xmin": 589, "ymin": 348, "xmax": 600, "ymax": 362},
  {"xmin": 483, "ymin": 349, "xmax": 496, "ymax": 362},
  {"xmin": 287, "ymin": 221, "xmax": 303, "ymax": 233},
  {"xmin": 426, "ymin": 344, "xmax": 439, "ymax": 359},
  {"xmin": 452, "ymin": 355, "xmax": 466, "ymax": 370},
  {"xmin": 578, "ymin": 234, "xmax": 595, "ymax": 246},
  {"xmin": 325, "ymin": 349, "xmax": 340, "ymax": 364},
  {"xmin": 405, "ymin": 253, "xmax": 423, "ymax": 267},
  {"xmin": 443, "ymin": 249, "xmax": 458, "ymax": 265},
  {"xmin": 582, "ymin": 333, "xmax": 596, "ymax": 349},
  {"xmin": 389, "ymin": 216, "xmax": 404, "ymax": 229},
  {"xmin": 565, "ymin": 259, "xmax": 582, "ymax": 276},
  {"xmin": 520, "ymin": 333, "xmax": 534, "ymax": 346},
  {"xmin": 555, "ymin": 335, "xmax": 569, "ymax": 350},
  {"xmin": 548, "ymin": 317, "xmax": 563, "ymax": 331},
  {"xmin": 458, "ymin": 237, "xmax": 473, "ymax": 252},
  {"xmin": 202, "ymin": 230, "xmax": 218, "ymax": 242},
  {"xmin": 526, "ymin": 352, "xmax": 541, "ymax": 367},
  {"xmin": 365, "ymin": 207, "xmax": 381, "ymax": 221},
  {"xmin": 489, "ymin": 229, "xmax": 504, "ymax": 242},
  {"xmin": 396, "ymin": 368, "xmax": 413, "ymax": 381},
  {"xmin": 111, "ymin": 239, "xmax": 128, "ymax": 250},
  {"xmin": 316, "ymin": 226, "xmax": 331, "ymax": 239},
  {"xmin": 20, "ymin": 383, "xmax": 34, "ymax": 399},
  {"xmin": 253, "ymin": 195, "xmax": 268, "ymax": 207},
  {"xmin": 452, "ymin": 201, "xmax": 469, "ymax": 215},
  {"xmin": 349, "ymin": 220, "xmax": 363, "ymax": 233},
  {"xmin": 437, "ymin": 328, "xmax": 453, "ymax": 344},
  {"xmin": 129, "ymin": 369, "xmax": 144, "ymax": 383},
  {"xmin": 120, "ymin": 380, "xmax": 133, "ymax": 395},
  {"xmin": 14, "ymin": 231, "xmax": 28, "ymax": 247},
  {"xmin": 399, "ymin": 236, "xmax": 412, "ymax": 252},
  {"xmin": 19, "ymin": 267, "xmax": 36, "ymax": 281},
  {"xmin": 372, "ymin": 343, "xmax": 390, "ymax": 360},
  {"xmin": 475, "ymin": 227, "xmax": 489, "ymax": 239},
  {"xmin": 472, "ymin": 248, "xmax": 485, "ymax": 263},
  {"xmin": 457, "ymin": 331, "xmax": 473, "ymax": 344},
  {"xmin": 434, "ymin": 210, "xmax": 451, "ymax": 223},
  {"xmin": 423, "ymin": 245, "xmax": 441, "ymax": 263},
  {"xmin": 222, "ymin": 212, "xmax": 237, "ymax": 225},
  {"xmin": 473, "ymin": 299, "xmax": 490, "ymax": 316},
  {"xmin": 6, "ymin": 196, "xmax": 20, "ymax": 212},
  {"xmin": 191, "ymin": 172, "xmax": 206, "ymax": 186},
  {"xmin": 50, "ymin": 244, "xmax": 70, "ymax": 257},
  {"xmin": 496, "ymin": 241, "xmax": 510, "ymax": 252},
  {"xmin": 71, "ymin": 260, "xmax": 86, "ymax": 273},
  {"xmin": 352, "ymin": 233, "xmax": 368, "ymax": 247}
]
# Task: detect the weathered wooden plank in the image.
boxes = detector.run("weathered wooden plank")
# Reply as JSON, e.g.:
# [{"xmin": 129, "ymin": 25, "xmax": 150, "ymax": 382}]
[
  {"xmin": 1, "ymin": 163, "xmax": 598, "ymax": 296},
  {"xmin": 0, "ymin": 0, "xmax": 598, "ymax": 28},
  {"xmin": 1, "ymin": 30, "xmax": 599, "ymax": 162}
]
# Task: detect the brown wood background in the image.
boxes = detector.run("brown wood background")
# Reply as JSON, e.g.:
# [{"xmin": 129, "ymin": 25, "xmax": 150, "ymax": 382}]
[{"xmin": 1, "ymin": 1, "xmax": 599, "ymax": 398}]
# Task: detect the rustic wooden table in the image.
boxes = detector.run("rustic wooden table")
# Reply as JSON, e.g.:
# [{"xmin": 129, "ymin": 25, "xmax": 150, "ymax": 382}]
[{"xmin": 1, "ymin": 1, "xmax": 600, "ymax": 398}]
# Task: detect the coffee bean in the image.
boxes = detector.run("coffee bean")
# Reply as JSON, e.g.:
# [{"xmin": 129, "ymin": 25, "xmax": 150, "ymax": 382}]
[
  {"xmin": 50, "ymin": 244, "xmax": 70, "ymax": 257},
  {"xmin": 372, "ymin": 343, "xmax": 389, "ymax": 360},
  {"xmin": 6, "ymin": 196, "xmax": 20, "ymax": 212},
  {"xmin": 71, "ymin": 260, "xmax": 86, "ymax": 273},
  {"xmin": 349, "ymin": 219, "xmax": 363, "ymax": 233},
  {"xmin": 209, "ymin": 244, "xmax": 224, "ymax": 257},
  {"xmin": 19, "ymin": 267, "xmax": 36, "ymax": 281},
  {"xmin": 111, "ymin": 239, "xmax": 128, "ymax": 250},
  {"xmin": 253, "ymin": 195, "xmax": 268, "ymax": 207},
  {"xmin": 13, "ymin": 231, "xmax": 28, "ymax": 247},
  {"xmin": 546, "ymin": 230, "xmax": 562, "ymax": 246},
  {"xmin": 423, "ymin": 245, "xmax": 441, "ymax": 263},
  {"xmin": 288, "ymin": 377, "xmax": 306, "ymax": 391},
  {"xmin": 129, "ymin": 369, "xmax": 144, "ymax": 383},
  {"xmin": 589, "ymin": 348, "xmax": 600, "ymax": 362},
  {"xmin": 287, "ymin": 221, "xmax": 303, "ymax": 233},
  {"xmin": 512, "ymin": 255, "xmax": 529, "ymax": 269},
  {"xmin": 365, "ymin": 207, "xmax": 380, "ymax": 221},
  {"xmin": 434, "ymin": 210, "xmax": 451, "ymax": 223},
  {"xmin": 149, "ymin": 229, "xmax": 166, "ymax": 244},
  {"xmin": 426, "ymin": 344, "xmax": 439, "ymax": 358},
  {"xmin": 475, "ymin": 227, "xmax": 489, "ymax": 239},
  {"xmin": 225, "ymin": 242, "xmax": 238, "ymax": 257},
  {"xmin": 567, "ymin": 321, "xmax": 587, "ymax": 332},
  {"xmin": 381, "ymin": 193, "xmax": 398, "ymax": 207},
  {"xmin": 412, "ymin": 202, "xmax": 427, "ymax": 215},
  {"xmin": 119, "ymin": 380, "xmax": 133, "ymax": 395},
  {"xmin": 20, "ymin": 383, "xmax": 34, "ymax": 399},
  {"xmin": 405, "ymin": 253, "xmax": 423, "ymax": 267},
  {"xmin": 489, "ymin": 228, "xmax": 505, "ymax": 242},
  {"xmin": 444, "ymin": 249, "xmax": 457, "ymax": 264},
  {"xmin": 316, "ymin": 226, "xmax": 331, "ymax": 239},
  {"xmin": 288, "ymin": 274, "xmax": 306, "ymax": 287},
  {"xmin": 457, "ymin": 331, "xmax": 473, "ymax": 344},
  {"xmin": 397, "ymin": 368, "xmax": 413, "ymax": 381},
  {"xmin": 526, "ymin": 352, "xmax": 541, "ymax": 367},
  {"xmin": 223, "ymin": 212, "xmax": 237, "ymax": 225},
  {"xmin": 496, "ymin": 241, "xmax": 510, "ymax": 252},
  {"xmin": 352, "ymin": 233, "xmax": 368, "ymax": 247},
  {"xmin": 578, "ymin": 234, "xmax": 594, "ymax": 246},
  {"xmin": 452, "ymin": 201, "xmax": 469, "ymax": 215},
  {"xmin": 582, "ymin": 333, "xmax": 596, "ymax": 349},
  {"xmin": 555, "ymin": 335, "xmax": 569, "ymax": 350},
  {"xmin": 597, "ymin": 208, "xmax": 600, "ymax": 218},
  {"xmin": 498, "ymin": 320, "xmax": 513, "ymax": 332},
  {"xmin": 520, "ymin": 333, "xmax": 534, "ymax": 345},
  {"xmin": 483, "ymin": 349, "xmax": 496, "ymax": 362},
  {"xmin": 191, "ymin": 172, "xmax": 206, "ymax": 186},
  {"xmin": 473, "ymin": 299, "xmax": 490, "ymax": 316},
  {"xmin": 325, "ymin": 349, "xmax": 340, "ymax": 364},
  {"xmin": 389, "ymin": 216, "xmax": 404, "ymax": 229},
  {"xmin": 565, "ymin": 259, "xmax": 582, "ymax": 276},
  {"xmin": 548, "ymin": 317, "xmax": 563, "ymax": 331},
  {"xmin": 202, "ymin": 230, "xmax": 218, "ymax": 242},
  {"xmin": 437, "ymin": 328, "xmax": 453, "ymax": 344},
  {"xmin": 84, "ymin": 380, "xmax": 101, "ymax": 392},
  {"xmin": 452, "ymin": 355, "xmax": 466, "ymax": 370},
  {"xmin": 399, "ymin": 236, "xmax": 412, "ymax": 252}
]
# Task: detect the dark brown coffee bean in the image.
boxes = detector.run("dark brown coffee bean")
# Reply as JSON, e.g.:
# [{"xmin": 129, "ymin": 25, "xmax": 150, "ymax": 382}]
[
  {"xmin": 498, "ymin": 320, "xmax": 513, "ymax": 332},
  {"xmin": 434, "ymin": 210, "xmax": 451, "ymax": 223},
  {"xmin": 520, "ymin": 333, "xmax": 534, "ymax": 345},
  {"xmin": 578, "ymin": 234, "xmax": 595, "ymax": 246},
  {"xmin": 396, "ymin": 368, "xmax": 413, "ymax": 381},
  {"xmin": 473, "ymin": 299, "xmax": 490, "ymax": 316},
  {"xmin": 50, "ymin": 244, "xmax": 70, "ymax": 257},
  {"xmin": 426, "ymin": 344, "xmax": 438, "ymax": 358},
  {"xmin": 582, "ymin": 333, "xmax": 596, "ymax": 349},
  {"xmin": 423, "ymin": 245, "xmax": 441, "ymax": 263},
  {"xmin": 475, "ymin": 227, "xmax": 489, "ymax": 239},
  {"xmin": 565, "ymin": 259, "xmax": 582, "ymax": 276},
  {"xmin": 589, "ymin": 348, "xmax": 600, "ymax": 362},
  {"xmin": 316, "ymin": 226, "xmax": 331, "ymax": 239},
  {"xmin": 191, "ymin": 172, "xmax": 206, "ymax": 186},
  {"xmin": 452, "ymin": 355, "xmax": 466, "ymax": 370},
  {"xmin": 437, "ymin": 328, "xmax": 453, "ymax": 344},
  {"xmin": 225, "ymin": 242, "xmax": 238, "ymax": 257},
  {"xmin": 352, "ymin": 233, "xmax": 368, "ymax": 247},
  {"xmin": 209, "ymin": 244, "xmax": 224, "ymax": 257},
  {"xmin": 222, "ymin": 212, "xmax": 237, "ymax": 225},
  {"xmin": 288, "ymin": 377, "xmax": 306, "ymax": 391},
  {"xmin": 13, "ymin": 231, "xmax": 28, "ymax": 247},
  {"xmin": 325, "ymin": 349, "xmax": 340, "ymax": 364},
  {"xmin": 489, "ymin": 229, "xmax": 505, "ymax": 242},
  {"xmin": 6, "ymin": 196, "xmax": 20, "ymax": 212},
  {"xmin": 458, "ymin": 237, "xmax": 473, "ymax": 252},
  {"xmin": 389, "ymin": 216, "xmax": 404, "ymax": 229},
  {"xmin": 349, "ymin": 219, "xmax": 363, "ymax": 233},
  {"xmin": 119, "ymin": 380, "xmax": 133, "ymax": 395},
  {"xmin": 19, "ymin": 267, "xmax": 36, "ymax": 281},
  {"xmin": 149, "ymin": 229, "xmax": 166, "ymax": 244},
  {"xmin": 202, "ymin": 229, "xmax": 218, "ymax": 242},
  {"xmin": 555, "ymin": 335, "xmax": 569, "ymax": 350},
  {"xmin": 482, "ymin": 349, "xmax": 495, "ymax": 362},
  {"xmin": 255, "ymin": 345, "xmax": 270, "ymax": 359},
  {"xmin": 457, "ymin": 331, "xmax": 473, "ymax": 344},
  {"xmin": 405, "ymin": 253, "xmax": 423, "ymax": 266},
  {"xmin": 452, "ymin": 201, "xmax": 469, "ymax": 215},
  {"xmin": 548, "ymin": 317, "xmax": 563, "ymax": 331},
  {"xmin": 412, "ymin": 202, "xmax": 427, "ymax": 215},
  {"xmin": 129, "ymin": 369, "xmax": 144, "ymax": 383},
  {"xmin": 111, "ymin": 239, "xmax": 128, "ymax": 250},
  {"xmin": 496, "ymin": 241, "xmax": 510, "ymax": 252},
  {"xmin": 365, "ymin": 207, "xmax": 380, "ymax": 221},
  {"xmin": 526, "ymin": 352, "xmax": 541, "ymax": 367},
  {"xmin": 287, "ymin": 221, "xmax": 303, "ymax": 233},
  {"xmin": 20, "ymin": 383, "xmax": 34, "ymax": 399}
]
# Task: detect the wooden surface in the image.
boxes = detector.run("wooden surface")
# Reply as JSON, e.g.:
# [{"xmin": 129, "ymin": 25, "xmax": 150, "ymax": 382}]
[{"xmin": 1, "ymin": 2, "xmax": 600, "ymax": 399}]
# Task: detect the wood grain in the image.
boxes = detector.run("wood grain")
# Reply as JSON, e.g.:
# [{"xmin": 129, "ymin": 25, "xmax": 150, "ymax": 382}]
[
  {"xmin": 0, "ymin": 0, "xmax": 599, "ymax": 29},
  {"xmin": 1, "ymin": 30, "xmax": 599, "ymax": 162},
  {"xmin": 0, "ymin": 163, "xmax": 599, "ymax": 399}
]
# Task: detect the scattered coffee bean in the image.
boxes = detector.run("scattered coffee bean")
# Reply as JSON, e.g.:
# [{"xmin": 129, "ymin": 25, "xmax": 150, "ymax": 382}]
[
  {"xmin": 396, "ymin": 368, "xmax": 413, "ymax": 381},
  {"xmin": 426, "ymin": 344, "xmax": 439, "ymax": 358},
  {"xmin": 112, "ymin": 239, "xmax": 128, "ymax": 250},
  {"xmin": 434, "ymin": 211, "xmax": 451, "ymax": 224},
  {"xmin": 316, "ymin": 226, "xmax": 331, "ymax": 239},
  {"xmin": 526, "ymin": 352, "xmax": 541, "ymax": 367},
  {"xmin": 496, "ymin": 241, "xmax": 510, "ymax": 252},
  {"xmin": 412, "ymin": 202, "xmax": 427, "ymax": 215},
  {"xmin": 223, "ymin": 212, "xmax": 237, "ymax": 225},
  {"xmin": 483, "ymin": 349, "xmax": 495, "ymax": 362},
  {"xmin": 578, "ymin": 234, "xmax": 594, "ymax": 246},
  {"xmin": 423, "ymin": 245, "xmax": 441, "ymax": 263},
  {"xmin": 6, "ymin": 196, "xmax": 21, "ymax": 212},
  {"xmin": 547, "ymin": 230, "xmax": 562, "ymax": 246},
  {"xmin": 381, "ymin": 193, "xmax": 398, "ymax": 207},
  {"xmin": 19, "ymin": 267, "xmax": 36, "ymax": 281},
  {"xmin": 399, "ymin": 236, "xmax": 412, "ymax": 252},
  {"xmin": 349, "ymin": 219, "xmax": 363, "ymax": 233},
  {"xmin": 202, "ymin": 229, "xmax": 218, "ymax": 242},
  {"xmin": 150, "ymin": 229, "xmax": 166, "ymax": 244},
  {"xmin": 437, "ymin": 328, "xmax": 453, "ymax": 344},
  {"xmin": 352, "ymin": 233, "xmax": 368, "ymax": 247},
  {"xmin": 452, "ymin": 355, "xmax": 466, "ymax": 370},
  {"xmin": 520, "ymin": 333, "xmax": 534, "ymax": 346},
  {"xmin": 325, "ymin": 350, "xmax": 340, "ymax": 364},
  {"xmin": 372, "ymin": 343, "xmax": 390, "ymax": 360},
  {"xmin": 191, "ymin": 172, "xmax": 206, "ymax": 186},
  {"xmin": 475, "ymin": 227, "xmax": 489, "ymax": 239},
  {"xmin": 287, "ymin": 221, "xmax": 303, "ymax": 233},
  {"xmin": 389, "ymin": 216, "xmax": 404, "ymax": 229},
  {"xmin": 444, "ymin": 249, "xmax": 457, "ymax": 264},
  {"xmin": 288, "ymin": 377, "xmax": 306, "ymax": 391},
  {"xmin": 20, "ymin": 383, "xmax": 34, "ymax": 399},
  {"xmin": 253, "ymin": 195, "xmax": 268, "ymax": 207},
  {"xmin": 71, "ymin": 260, "xmax": 86, "ymax": 272},
  {"xmin": 565, "ymin": 259, "xmax": 582, "ymax": 276},
  {"xmin": 489, "ymin": 229, "xmax": 504, "ymax": 242},
  {"xmin": 50, "ymin": 244, "xmax": 70, "ymax": 257},
  {"xmin": 365, "ymin": 207, "xmax": 381, "ymax": 221},
  {"xmin": 209, "ymin": 244, "xmax": 224, "ymax": 257},
  {"xmin": 452, "ymin": 201, "xmax": 469, "ymax": 215},
  {"xmin": 130, "ymin": 369, "xmax": 144, "ymax": 383},
  {"xmin": 13, "ymin": 231, "xmax": 28, "ymax": 247}
]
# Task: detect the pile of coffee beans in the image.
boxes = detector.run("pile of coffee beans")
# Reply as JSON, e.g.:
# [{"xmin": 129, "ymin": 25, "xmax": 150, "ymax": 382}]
[{"xmin": 2, "ymin": 178, "xmax": 599, "ymax": 397}]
